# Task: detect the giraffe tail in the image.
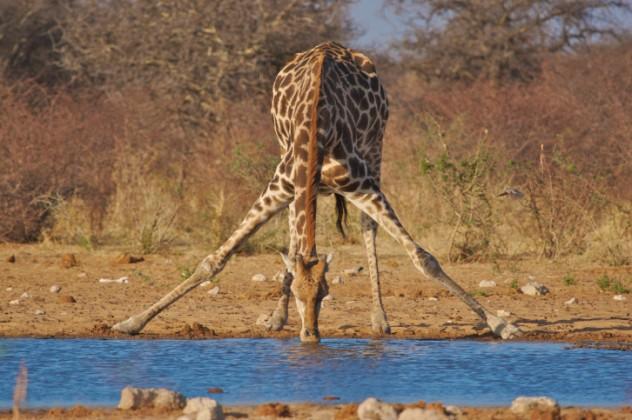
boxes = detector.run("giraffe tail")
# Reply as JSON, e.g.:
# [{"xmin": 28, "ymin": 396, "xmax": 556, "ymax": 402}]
[{"xmin": 334, "ymin": 193, "xmax": 348, "ymax": 238}]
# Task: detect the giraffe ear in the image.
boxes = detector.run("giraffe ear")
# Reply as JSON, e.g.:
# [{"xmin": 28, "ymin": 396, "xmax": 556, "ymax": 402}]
[{"xmin": 279, "ymin": 253, "xmax": 293, "ymax": 272}]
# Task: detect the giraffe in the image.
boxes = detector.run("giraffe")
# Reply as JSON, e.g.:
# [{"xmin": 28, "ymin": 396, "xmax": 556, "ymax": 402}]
[{"xmin": 112, "ymin": 42, "xmax": 520, "ymax": 342}]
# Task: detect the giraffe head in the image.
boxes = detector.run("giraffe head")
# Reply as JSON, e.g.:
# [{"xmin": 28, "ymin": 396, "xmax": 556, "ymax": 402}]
[{"xmin": 282, "ymin": 253, "xmax": 332, "ymax": 343}]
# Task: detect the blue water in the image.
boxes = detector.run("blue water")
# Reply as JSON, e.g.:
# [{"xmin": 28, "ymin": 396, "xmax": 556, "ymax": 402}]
[{"xmin": 0, "ymin": 339, "xmax": 631, "ymax": 408}]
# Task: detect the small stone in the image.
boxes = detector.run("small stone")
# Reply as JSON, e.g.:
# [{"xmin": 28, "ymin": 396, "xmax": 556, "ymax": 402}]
[
  {"xmin": 496, "ymin": 309, "xmax": 511, "ymax": 317},
  {"xmin": 254, "ymin": 403, "xmax": 290, "ymax": 417},
  {"xmin": 428, "ymin": 297, "xmax": 438, "ymax": 301},
  {"xmin": 118, "ymin": 386, "xmax": 186, "ymax": 410},
  {"xmin": 332, "ymin": 275, "xmax": 344, "ymax": 285},
  {"xmin": 61, "ymin": 253, "xmax": 78, "ymax": 269},
  {"xmin": 357, "ymin": 397, "xmax": 396, "ymax": 420},
  {"xmin": 510, "ymin": 396, "xmax": 559, "ymax": 416},
  {"xmin": 520, "ymin": 281, "xmax": 549, "ymax": 296},
  {"xmin": 200, "ymin": 280, "xmax": 212, "ymax": 287},
  {"xmin": 565, "ymin": 297, "xmax": 578, "ymax": 305},
  {"xmin": 479, "ymin": 280, "xmax": 496, "ymax": 288},
  {"xmin": 35, "ymin": 309, "xmax": 45, "ymax": 315},
  {"xmin": 6, "ymin": 255, "xmax": 15, "ymax": 263},
  {"xmin": 20, "ymin": 292, "xmax": 30, "ymax": 299},
  {"xmin": 208, "ymin": 286, "xmax": 220, "ymax": 297},
  {"xmin": 613, "ymin": 294, "xmax": 627, "ymax": 301},
  {"xmin": 343, "ymin": 266, "xmax": 364, "ymax": 276},
  {"xmin": 251, "ymin": 273, "xmax": 267, "ymax": 282},
  {"xmin": 273, "ymin": 271, "xmax": 285, "ymax": 283},
  {"xmin": 77, "ymin": 272, "xmax": 87, "ymax": 278},
  {"xmin": 183, "ymin": 397, "xmax": 224, "ymax": 420},
  {"xmin": 115, "ymin": 254, "xmax": 144, "ymax": 264},
  {"xmin": 58, "ymin": 295, "xmax": 76, "ymax": 304},
  {"xmin": 6, "ymin": 287, "xmax": 13, "ymax": 291},
  {"xmin": 444, "ymin": 405, "xmax": 462, "ymax": 417},
  {"xmin": 398, "ymin": 408, "xmax": 448, "ymax": 420},
  {"xmin": 50, "ymin": 285, "xmax": 61, "ymax": 293},
  {"xmin": 99, "ymin": 276, "xmax": 129, "ymax": 284},
  {"xmin": 9, "ymin": 299, "xmax": 20, "ymax": 305}
]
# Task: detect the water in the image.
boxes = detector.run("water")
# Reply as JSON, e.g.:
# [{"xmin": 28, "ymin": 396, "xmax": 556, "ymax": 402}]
[{"xmin": 0, "ymin": 338, "xmax": 631, "ymax": 408}]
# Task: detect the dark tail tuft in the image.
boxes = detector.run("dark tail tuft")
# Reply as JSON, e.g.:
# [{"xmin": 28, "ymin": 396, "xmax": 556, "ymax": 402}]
[{"xmin": 334, "ymin": 194, "xmax": 348, "ymax": 239}]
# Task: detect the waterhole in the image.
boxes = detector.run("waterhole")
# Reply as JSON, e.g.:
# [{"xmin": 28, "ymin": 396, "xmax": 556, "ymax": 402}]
[{"xmin": 1, "ymin": 339, "xmax": 631, "ymax": 408}]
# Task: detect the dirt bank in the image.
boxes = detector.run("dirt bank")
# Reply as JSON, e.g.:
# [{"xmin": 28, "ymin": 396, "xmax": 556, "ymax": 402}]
[
  {"xmin": 1, "ymin": 243, "xmax": 631, "ymax": 342},
  {"xmin": 2, "ymin": 402, "xmax": 632, "ymax": 420}
]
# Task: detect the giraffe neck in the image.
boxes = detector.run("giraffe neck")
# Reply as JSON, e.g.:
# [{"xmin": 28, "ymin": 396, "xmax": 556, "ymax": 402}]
[{"xmin": 302, "ymin": 52, "xmax": 325, "ymax": 259}]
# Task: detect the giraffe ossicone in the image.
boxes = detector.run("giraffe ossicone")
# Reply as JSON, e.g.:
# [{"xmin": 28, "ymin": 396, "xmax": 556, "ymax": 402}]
[{"xmin": 112, "ymin": 42, "xmax": 520, "ymax": 341}]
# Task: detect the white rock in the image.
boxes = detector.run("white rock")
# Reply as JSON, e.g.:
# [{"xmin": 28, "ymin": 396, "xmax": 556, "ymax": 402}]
[
  {"xmin": 6, "ymin": 287, "xmax": 13, "ymax": 291},
  {"xmin": 398, "ymin": 408, "xmax": 448, "ymax": 420},
  {"xmin": 99, "ymin": 276, "xmax": 129, "ymax": 284},
  {"xmin": 479, "ymin": 280, "xmax": 496, "ymax": 288},
  {"xmin": 9, "ymin": 299, "xmax": 20, "ymax": 305},
  {"xmin": 251, "ymin": 273, "xmax": 267, "ymax": 282},
  {"xmin": 564, "ymin": 297, "xmax": 578, "ymax": 305},
  {"xmin": 183, "ymin": 397, "xmax": 224, "ymax": 420},
  {"xmin": 200, "ymin": 280, "xmax": 212, "ymax": 288},
  {"xmin": 613, "ymin": 294, "xmax": 627, "ymax": 301},
  {"xmin": 444, "ymin": 405, "xmax": 462, "ymax": 417},
  {"xmin": 208, "ymin": 286, "xmax": 220, "ymax": 297},
  {"xmin": 332, "ymin": 275, "xmax": 344, "ymax": 285},
  {"xmin": 273, "ymin": 271, "xmax": 285, "ymax": 283},
  {"xmin": 343, "ymin": 266, "xmax": 363, "ymax": 276},
  {"xmin": 50, "ymin": 285, "xmax": 61, "ymax": 293},
  {"xmin": 357, "ymin": 397, "xmax": 397, "ymax": 420},
  {"xmin": 34, "ymin": 309, "xmax": 45, "ymax": 315},
  {"xmin": 520, "ymin": 281, "xmax": 549, "ymax": 296},
  {"xmin": 496, "ymin": 309, "xmax": 511, "ymax": 317},
  {"xmin": 428, "ymin": 297, "xmax": 438, "ymax": 301},
  {"xmin": 118, "ymin": 386, "xmax": 186, "ymax": 410},
  {"xmin": 20, "ymin": 292, "xmax": 30, "ymax": 299},
  {"xmin": 77, "ymin": 272, "xmax": 87, "ymax": 278},
  {"xmin": 510, "ymin": 396, "xmax": 559, "ymax": 415}
]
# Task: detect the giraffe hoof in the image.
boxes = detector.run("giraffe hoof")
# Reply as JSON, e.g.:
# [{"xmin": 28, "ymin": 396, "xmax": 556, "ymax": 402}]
[
  {"xmin": 486, "ymin": 314, "xmax": 521, "ymax": 340},
  {"xmin": 371, "ymin": 312, "xmax": 391, "ymax": 335},
  {"xmin": 268, "ymin": 312, "xmax": 287, "ymax": 331},
  {"xmin": 111, "ymin": 317, "xmax": 143, "ymax": 335}
]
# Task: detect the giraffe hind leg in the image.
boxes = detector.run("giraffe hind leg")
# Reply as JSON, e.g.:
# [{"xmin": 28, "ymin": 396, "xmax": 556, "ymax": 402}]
[
  {"xmin": 360, "ymin": 212, "xmax": 391, "ymax": 335},
  {"xmin": 338, "ymin": 184, "xmax": 520, "ymax": 339}
]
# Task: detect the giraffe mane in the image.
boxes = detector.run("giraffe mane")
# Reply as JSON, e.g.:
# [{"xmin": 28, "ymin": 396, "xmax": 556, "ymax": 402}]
[{"xmin": 304, "ymin": 52, "xmax": 325, "ymax": 256}]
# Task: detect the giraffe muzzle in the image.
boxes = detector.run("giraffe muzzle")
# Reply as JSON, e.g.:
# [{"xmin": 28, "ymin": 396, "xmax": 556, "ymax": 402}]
[{"xmin": 300, "ymin": 327, "xmax": 320, "ymax": 343}]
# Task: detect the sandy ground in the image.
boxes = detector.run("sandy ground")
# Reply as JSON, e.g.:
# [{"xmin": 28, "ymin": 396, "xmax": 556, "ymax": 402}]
[
  {"xmin": 1, "ymin": 243, "xmax": 631, "ymax": 342},
  {"xmin": 2, "ymin": 402, "xmax": 632, "ymax": 420}
]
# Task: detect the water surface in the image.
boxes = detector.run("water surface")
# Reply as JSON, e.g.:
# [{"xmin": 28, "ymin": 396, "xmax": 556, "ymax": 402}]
[{"xmin": 1, "ymin": 338, "xmax": 631, "ymax": 408}]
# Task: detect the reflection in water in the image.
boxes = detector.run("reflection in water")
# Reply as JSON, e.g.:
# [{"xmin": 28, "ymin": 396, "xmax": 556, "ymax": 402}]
[{"xmin": 0, "ymin": 338, "xmax": 630, "ymax": 408}]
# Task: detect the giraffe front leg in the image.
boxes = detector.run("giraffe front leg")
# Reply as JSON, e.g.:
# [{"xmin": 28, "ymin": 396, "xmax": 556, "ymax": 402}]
[
  {"xmin": 340, "ymin": 186, "xmax": 521, "ymax": 340},
  {"xmin": 360, "ymin": 212, "xmax": 391, "ymax": 335},
  {"xmin": 112, "ymin": 161, "xmax": 293, "ymax": 335},
  {"xmin": 264, "ymin": 202, "xmax": 297, "ymax": 331}
]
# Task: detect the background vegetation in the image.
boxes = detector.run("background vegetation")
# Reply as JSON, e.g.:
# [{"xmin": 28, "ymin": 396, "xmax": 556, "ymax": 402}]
[{"xmin": 1, "ymin": 0, "xmax": 630, "ymax": 265}]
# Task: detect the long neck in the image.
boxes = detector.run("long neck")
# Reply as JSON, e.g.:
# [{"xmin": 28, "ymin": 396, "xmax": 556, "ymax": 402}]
[{"xmin": 302, "ymin": 53, "xmax": 325, "ymax": 258}]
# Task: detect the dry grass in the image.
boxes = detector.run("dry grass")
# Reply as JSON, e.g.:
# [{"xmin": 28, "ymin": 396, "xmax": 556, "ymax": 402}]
[{"xmin": 1, "ymin": 45, "xmax": 631, "ymax": 264}]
